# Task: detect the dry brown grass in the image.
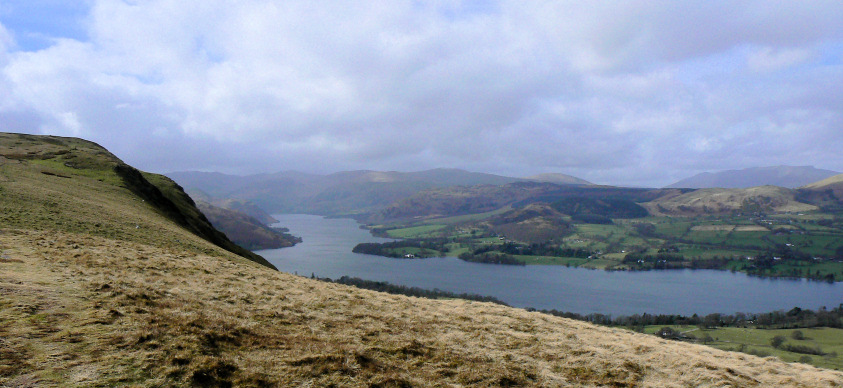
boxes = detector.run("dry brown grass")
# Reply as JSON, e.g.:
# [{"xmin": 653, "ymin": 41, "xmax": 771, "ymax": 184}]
[
  {"xmin": 734, "ymin": 225, "xmax": 770, "ymax": 232},
  {"xmin": 803, "ymin": 174, "xmax": 843, "ymax": 190},
  {"xmin": 688, "ymin": 224, "xmax": 771, "ymax": 232},
  {"xmin": 2, "ymin": 229, "xmax": 842, "ymax": 387},
  {"xmin": 643, "ymin": 186, "xmax": 818, "ymax": 216},
  {"xmin": 0, "ymin": 147, "xmax": 244, "ymax": 261}
]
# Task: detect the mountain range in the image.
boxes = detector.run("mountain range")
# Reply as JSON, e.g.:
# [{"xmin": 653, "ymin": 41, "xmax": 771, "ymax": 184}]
[
  {"xmin": 171, "ymin": 165, "xmax": 841, "ymax": 220},
  {"xmin": 666, "ymin": 166, "xmax": 840, "ymax": 189},
  {"xmin": 167, "ymin": 169, "xmax": 590, "ymax": 217}
]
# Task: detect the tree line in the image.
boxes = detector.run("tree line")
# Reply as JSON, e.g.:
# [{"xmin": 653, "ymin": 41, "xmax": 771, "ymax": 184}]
[
  {"xmin": 528, "ymin": 305, "xmax": 843, "ymax": 330},
  {"xmin": 312, "ymin": 275, "xmax": 509, "ymax": 305},
  {"xmin": 457, "ymin": 252, "xmax": 526, "ymax": 265},
  {"xmin": 472, "ymin": 241, "xmax": 592, "ymax": 258},
  {"xmin": 351, "ymin": 239, "xmax": 448, "ymax": 258}
]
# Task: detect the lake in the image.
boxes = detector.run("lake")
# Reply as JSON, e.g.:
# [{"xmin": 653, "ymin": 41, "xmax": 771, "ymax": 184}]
[{"xmin": 257, "ymin": 214, "xmax": 843, "ymax": 316}]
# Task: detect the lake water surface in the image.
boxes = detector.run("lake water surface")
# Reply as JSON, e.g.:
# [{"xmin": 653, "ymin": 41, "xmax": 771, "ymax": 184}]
[{"xmin": 258, "ymin": 214, "xmax": 843, "ymax": 316}]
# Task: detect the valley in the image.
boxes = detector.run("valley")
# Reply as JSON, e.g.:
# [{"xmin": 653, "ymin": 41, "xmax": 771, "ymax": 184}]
[
  {"xmin": 262, "ymin": 214, "xmax": 843, "ymax": 317},
  {"xmin": 3, "ymin": 132, "xmax": 843, "ymax": 385},
  {"xmin": 173, "ymin": 166, "xmax": 843, "ymax": 283},
  {"xmin": 172, "ymin": 165, "xmax": 843, "ymax": 282}
]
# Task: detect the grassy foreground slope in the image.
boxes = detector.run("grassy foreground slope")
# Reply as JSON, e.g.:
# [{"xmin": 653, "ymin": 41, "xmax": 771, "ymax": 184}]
[
  {"xmin": 5, "ymin": 232, "xmax": 843, "ymax": 387},
  {"xmin": 2, "ymin": 135, "xmax": 843, "ymax": 386}
]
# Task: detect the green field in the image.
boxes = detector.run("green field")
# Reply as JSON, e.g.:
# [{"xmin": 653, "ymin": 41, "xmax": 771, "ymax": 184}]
[
  {"xmin": 385, "ymin": 224, "xmax": 448, "ymax": 238},
  {"xmin": 643, "ymin": 325, "xmax": 843, "ymax": 370},
  {"xmin": 652, "ymin": 220, "xmax": 692, "ymax": 238},
  {"xmin": 721, "ymin": 231, "xmax": 770, "ymax": 248},
  {"xmin": 684, "ymin": 230, "xmax": 730, "ymax": 244},
  {"xmin": 368, "ymin": 208, "xmax": 843, "ymax": 281}
]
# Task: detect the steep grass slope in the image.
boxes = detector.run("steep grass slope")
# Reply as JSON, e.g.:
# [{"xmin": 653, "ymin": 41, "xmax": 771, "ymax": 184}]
[
  {"xmin": 0, "ymin": 133, "xmax": 274, "ymax": 269},
  {"xmin": 196, "ymin": 200, "xmax": 301, "ymax": 250},
  {"xmin": 1, "ymin": 133, "xmax": 842, "ymax": 386},
  {"xmin": 187, "ymin": 190, "xmax": 280, "ymax": 225}
]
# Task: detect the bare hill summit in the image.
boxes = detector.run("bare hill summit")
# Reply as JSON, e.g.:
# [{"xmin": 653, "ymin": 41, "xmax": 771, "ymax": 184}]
[
  {"xmin": 644, "ymin": 185, "xmax": 818, "ymax": 216},
  {"xmin": 525, "ymin": 173, "xmax": 592, "ymax": 185},
  {"xmin": 803, "ymin": 173, "xmax": 843, "ymax": 195}
]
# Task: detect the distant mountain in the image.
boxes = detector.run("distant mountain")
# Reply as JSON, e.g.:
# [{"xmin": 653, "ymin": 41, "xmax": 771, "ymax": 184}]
[
  {"xmin": 167, "ymin": 168, "xmax": 528, "ymax": 216},
  {"xmin": 525, "ymin": 173, "xmax": 592, "ymax": 185},
  {"xmin": 374, "ymin": 182, "xmax": 558, "ymax": 222},
  {"xmin": 667, "ymin": 166, "xmax": 840, "ymax": 189},
  {"xmin": 327, "ymin": 168, "xmax": 520, "ymax": 186}
]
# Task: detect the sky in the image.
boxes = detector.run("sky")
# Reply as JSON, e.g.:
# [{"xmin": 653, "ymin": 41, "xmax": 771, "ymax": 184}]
[{"xmin": 1, "ymin": 1, "xmax": 842, "ymax": 187}]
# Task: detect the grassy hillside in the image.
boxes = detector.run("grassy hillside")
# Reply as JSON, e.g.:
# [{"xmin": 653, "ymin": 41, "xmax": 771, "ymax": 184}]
[
  {"xmin": 799, "ymin": 174, "xmax": 843, "ymax": 211},
  {"xmin": 0, "ymin": 132, "xmax": 274, "ymax": 269},
  {"xmin": 374, "ymin": 183, "xmax": 677, "ymax": 223},
  {"xmin": 643, "ymin": 186, "xmax": 818, "ymax": 216},
  {"xmin": 484, "ymin": 203, "xmax": 572, "ymax": 243},
  {"xmin": 804, "ymin": 174, "xmax": 843, "ymax": 191},
  {"xmin": 2, "ymin": 133, "xmax": 843, "ymax": 386},
  {"xmin": 375, "ymin": 182, "xmax": 563, "ymax": 222}
]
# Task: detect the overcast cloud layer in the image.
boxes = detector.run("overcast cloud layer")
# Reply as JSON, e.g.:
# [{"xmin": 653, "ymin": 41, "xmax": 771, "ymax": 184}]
[{"xmin": 1, "ymin": 1, "xmax": 842, "ymax": 187}]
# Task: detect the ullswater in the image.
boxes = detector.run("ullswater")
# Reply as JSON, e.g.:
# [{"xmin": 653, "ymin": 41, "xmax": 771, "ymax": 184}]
[{"xmin": 258, "ymin": 214, "xmax": 843, "ymax": 316}]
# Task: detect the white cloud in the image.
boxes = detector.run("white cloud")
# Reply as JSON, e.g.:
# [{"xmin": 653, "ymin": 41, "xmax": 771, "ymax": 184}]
[{"xmin": 0, "ymin": 1, "xmax": 842, "ymax": 186}]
